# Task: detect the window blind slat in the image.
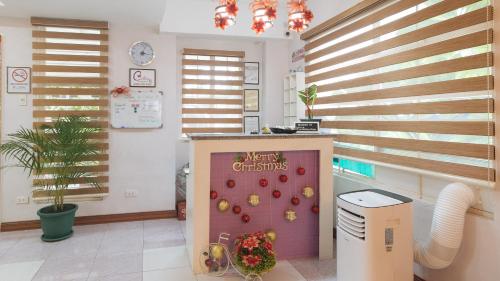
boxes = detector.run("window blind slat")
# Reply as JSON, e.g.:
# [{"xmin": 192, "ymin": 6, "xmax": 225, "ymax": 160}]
[
  {"xmin": 183, "ymin": 69, "xmax": 244, "ymax": 76},
  {"xmin": 32, "ymin": 77, "xmax": 108, "ymax": 85},
  {"xmin": 182, "ymin": 127, "xmax": 243, "ymax": 134},
  {"xmin": 315, "ymin": 76, "xmax": 493, "ymax": 105},
  {"xmin": 334, "ymin": 134, "xmax": 494, "ymax": 160},
  {"xmin": 182, "ymin": 59, "xmax": 243, "ymax": 67},
  {"xmin": 33, "ymin": 110, "xmax": 109, "ymax": 118},
  {"xmin": 33, "ymin": 187, "xmax": 110, "ymax": 197},
  {"xmin": 314, "ymin": 99, "xmax": 493, "ymax": 116},
  {"xmin": 182, "ymin": 118, "xmax": 243, "ymax": 124},
  {"xmin": 182, "ymin": 108, "xmax": 242, "ymax": 114},
  {"xmin": 33, "ymin": 53, "xmax": 109, "ymax": 63},
  {"xmin": 182, "ymin": 89, "xmax": 242, "ymax": 95},
  {"xmin": 335, "ymin": 147, "xmax": 494, "ymax": 181},
  {"xmin": 33, "ymin": 99, "xmax": 108, "ymax": 106},
  {"xmin": 304, "ymin": 0, "xmax": 425, "ymax": 51},
  {"xmin": 306, "ymin": 6, "xmax": 492, "ymax": 72},
  {"xmin": 317, "ymin": 52, "xmax": 493, "ymax": 93},
  {"xmin": 32, "ymin": 42, "xmax": 109, "ymax": 52},
  {"xmin": 322, "ymin": 121, "xmax": 493, "ymax": 136},
  {"xmin": 307, "ymin": 30, "xmax": 492, "ymax": 84},
  {"xmin": 182, "ymin": 79, "xmax": 243, "ymax": 86},
  {"xmin": 32, "ymin": 30, "xmax": 109, "ymax": 41},
  {"xmin": 33, "ymin": 88, "xmax": 108, "ymax": 96},
  {"xmin": 33, "ymin": 65, "xmax": 108, "ymax": 73}
]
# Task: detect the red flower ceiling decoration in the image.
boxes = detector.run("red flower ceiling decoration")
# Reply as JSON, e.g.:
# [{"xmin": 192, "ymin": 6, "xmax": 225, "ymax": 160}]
[
  {"xmin": 213, "ymin": 0, "xmax": 313, "ymax": 34},
  {"xmin": 251, "ymin": 20, "xmax": 266, "ymax": 34}
]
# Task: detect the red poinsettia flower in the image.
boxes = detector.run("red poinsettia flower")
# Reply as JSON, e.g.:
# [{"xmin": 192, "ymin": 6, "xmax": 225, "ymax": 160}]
[
  {"xmin": 242, "ymin": 236, "xmax": 260, "ymax": 251},
  {"xmin": 111, "ymin": 86, "xmax": 130, "ymax": 97},
  {"xmin": 303, "ymin": 9, "xmax": 314, "ymax": 23},
  {"xmin": 264, "ymin": 241, "xmax": 273, "ymax": 252},
  {"xmin": 226, "ymin": 3, "xmax": 239, "ymax": 16},
  {"xmin": 265, "ymin": 7, "xmax": 277, "ymax": 20},
  {"xmin": 288, "ymin": 0, "xmax": 305, "ymax": 13},
  {"xmin": 251, "ymin": 20, "xmax": 266, "ymax": 34},
  {"xmin": 242, "ymin": 255, "xmax": 262, "ymax": 267},
  {"xmin": 291, "ymin": 19, "xmax": 304, "ymax": 32},
  {"xmin": 215, "ymin": 15, "xmax": 229, "ymax": 30}
]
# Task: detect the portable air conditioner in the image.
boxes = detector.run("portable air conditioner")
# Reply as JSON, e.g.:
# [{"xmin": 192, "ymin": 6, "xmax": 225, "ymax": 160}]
[{"xmin": 337, "ymin": 189, "xmax": 413, "ymax": 281}]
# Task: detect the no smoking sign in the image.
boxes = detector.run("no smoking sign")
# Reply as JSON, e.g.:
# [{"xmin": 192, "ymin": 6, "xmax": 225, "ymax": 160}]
[{"xmin": 7, "ymin": 67, "xmax": 31, "ymax": 93}]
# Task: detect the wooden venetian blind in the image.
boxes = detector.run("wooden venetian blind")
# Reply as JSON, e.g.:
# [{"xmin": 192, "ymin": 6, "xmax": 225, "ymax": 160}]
[
  {"xmin": 302, "ymin": 0, "xmax": 495, "ymax": 182},
  {"xmin": 31, "ymin": 17, "xmax": 109, "ymax": 196},
  {"xmin": 182, "ymin": 48, "xmax": 245, "ymax": 134}
]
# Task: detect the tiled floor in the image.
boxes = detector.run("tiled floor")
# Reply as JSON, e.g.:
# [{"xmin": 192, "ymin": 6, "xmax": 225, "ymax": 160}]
[{"xmin": 0, "ymin": 219, "xmax": 337, "ymax": 281}]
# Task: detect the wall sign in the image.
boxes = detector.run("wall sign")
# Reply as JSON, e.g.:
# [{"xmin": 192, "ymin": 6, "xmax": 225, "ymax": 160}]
[
  {"xmin": 244, "ymin": 89, "xmax": 259, "ymax": 112},
  {"xmin": 111, "ymin": 90, "xmax": 163, "ymax": 129},
  {"xmin": 295, "ymin": 121, "xmax": 320, "ymax": 134},
  {"xmin": 129, "ymin": 68, "xmax": 156, "ymax": 87},
  {"xmin": 7, "ymin": 67, "xmax": 31, "ymax": 93},
  {"xmin": 232, "ymin": 151, "xmax": 288, "ymax": 172},
  {"xmin": 244, "ymin": 62, "xmax": 259, "ymax": 85},
  {"xmin": 244, "ymin": 116, "xmax": 260, "ymax": 134}
]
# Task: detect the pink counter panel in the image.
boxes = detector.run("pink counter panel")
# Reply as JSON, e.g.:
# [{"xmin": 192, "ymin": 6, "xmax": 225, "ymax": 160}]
[{"xmin": 209, "ymin": 150, "xmax": 320, "ymax": 259}]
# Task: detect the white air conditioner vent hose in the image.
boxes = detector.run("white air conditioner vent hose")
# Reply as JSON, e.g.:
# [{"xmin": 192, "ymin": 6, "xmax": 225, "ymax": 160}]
[{"xmin": 414, "ymin": 182, "xmax": 477, "ymax": 269}]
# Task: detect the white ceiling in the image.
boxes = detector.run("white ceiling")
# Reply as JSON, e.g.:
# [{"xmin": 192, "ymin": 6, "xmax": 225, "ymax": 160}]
[{"xmin": 0, "ymin": 0, "xmax": 167, "ymax": 27}]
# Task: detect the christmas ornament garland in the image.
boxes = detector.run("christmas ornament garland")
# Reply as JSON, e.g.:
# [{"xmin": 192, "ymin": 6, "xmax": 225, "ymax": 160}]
[{"xmin": 213, "ymin": 0, "xmax": 313, "ymax": 34}]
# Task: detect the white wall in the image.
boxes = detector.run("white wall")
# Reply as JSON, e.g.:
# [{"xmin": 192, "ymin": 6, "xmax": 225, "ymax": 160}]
[
  {"xmin": 0, "ymin": 18, "xmax": 290, "ymax": 222},
  {"xmin": 294, "ymin": 0, "xmax": 500, "ymax": 280},
  {"xmin": 0, "ymin": 18, "xmax": 179, "ymax": 221}
]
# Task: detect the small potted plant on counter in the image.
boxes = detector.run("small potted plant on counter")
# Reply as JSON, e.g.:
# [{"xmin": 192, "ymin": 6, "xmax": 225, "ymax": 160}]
[
  {"xmin": 0, "ymin": 116, "xmax": 103, "ymax": 241},
  {"xmin": 298, "ymin": 84, "xmax": 319, "ymax": 123}
]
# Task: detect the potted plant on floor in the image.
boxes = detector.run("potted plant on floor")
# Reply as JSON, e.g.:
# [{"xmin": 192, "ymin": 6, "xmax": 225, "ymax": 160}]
[
  {"xmin": 298, "ymin": 84, "xmax": 320, "ymax": 123},
  {"xmin": 0, "ymin": 116, "xmax": 103, "ymax": 242}
]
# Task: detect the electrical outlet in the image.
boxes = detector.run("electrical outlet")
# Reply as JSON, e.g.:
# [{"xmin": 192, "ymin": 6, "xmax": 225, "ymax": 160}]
[
  {"xmin": 16, "ymin": 196, "xmax": 29, "ymax": 204},
  {"xmin": 124, "ymin": 189, "xmax": 138, "ymax": 198},
  {"xmin": 18, "ymin": 95, "xmax": 28, "ymax": 106}
]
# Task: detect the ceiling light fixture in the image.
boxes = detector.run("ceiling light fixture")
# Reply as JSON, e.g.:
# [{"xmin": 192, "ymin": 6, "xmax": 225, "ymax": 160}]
[
  {"xmin": 214, "ymin": 0, "xmax": 239, "ymax": 30},
  {"xmin": 213, "ymin": 0, "xmax": 313, "ymax": 35}
]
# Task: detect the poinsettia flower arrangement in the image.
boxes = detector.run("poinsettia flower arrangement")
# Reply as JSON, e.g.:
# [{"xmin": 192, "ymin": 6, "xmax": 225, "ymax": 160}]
[
  {"xmin": 233, "ymin": 231, "xmax": 276, "ymax": 275},
  {"xmin": 110, "ymin": 86, "xmax": 130, "ymax": 97}
]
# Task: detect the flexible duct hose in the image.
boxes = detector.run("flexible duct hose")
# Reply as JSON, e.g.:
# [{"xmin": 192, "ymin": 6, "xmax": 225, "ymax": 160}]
[{"xmin": 414, "ymin": 182, "xmax": 477, "ymax": 269}]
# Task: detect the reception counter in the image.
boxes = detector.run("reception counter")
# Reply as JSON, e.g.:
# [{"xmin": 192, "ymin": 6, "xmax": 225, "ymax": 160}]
[{"xmin": 185, "ymin": 134, "xmax": 334, "ymax": 273}]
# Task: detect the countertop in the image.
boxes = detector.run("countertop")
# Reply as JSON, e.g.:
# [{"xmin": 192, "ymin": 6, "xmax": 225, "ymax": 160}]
[{"xmin": 188, "ymin": 133, "xmax": 335, "ymax": 140}]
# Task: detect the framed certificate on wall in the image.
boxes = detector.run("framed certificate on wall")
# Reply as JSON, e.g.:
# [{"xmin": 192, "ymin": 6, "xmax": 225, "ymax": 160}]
[
  {"xmin": 244, "ymin": 116, "xmax": 260, "ymax": 134},
  {"xmin": 244, "ymin": 89, "xmax": 259, "ymax": 112},
  {"xmin": 244, "ymin": 62, "xmax": 259, "ymax": 85}
]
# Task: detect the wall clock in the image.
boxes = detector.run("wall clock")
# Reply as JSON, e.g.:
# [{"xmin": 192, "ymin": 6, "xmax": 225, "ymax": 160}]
[{"xmin": 129, "ymin": 41, "xmax": 155, "ymax": 66}]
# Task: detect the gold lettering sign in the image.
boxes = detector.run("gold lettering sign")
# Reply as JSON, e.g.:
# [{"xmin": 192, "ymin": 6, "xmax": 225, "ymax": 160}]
[{"xmin": 232, "ymin": 152, "xmax": 288, "ymax": 172}]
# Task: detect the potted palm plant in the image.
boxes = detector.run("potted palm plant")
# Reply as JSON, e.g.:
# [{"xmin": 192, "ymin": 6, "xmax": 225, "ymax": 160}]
[
  {"xmin": 298, "ymin": 84, "xmax": 320, "ymax": 123},
  {"xmin": 0, "ymin": 116, "xmax": 103, "ymax": 242}
]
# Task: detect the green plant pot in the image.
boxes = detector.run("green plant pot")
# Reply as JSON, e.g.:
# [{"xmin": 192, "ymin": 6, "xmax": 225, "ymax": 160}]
[{"xmin": 37, "ymin": 203, "xmax": 78, "ymax": 242}]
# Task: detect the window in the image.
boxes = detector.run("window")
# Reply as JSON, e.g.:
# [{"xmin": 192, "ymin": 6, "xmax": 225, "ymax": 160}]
[
  {"xmin": 334, "ymin": 158, "xmax": 375, "ymax": 178},
  {"xmin": 181, "ymin": 48, "xmax": 245, "ymax": 134},
  {"xmin": 302, "ymin": 0, "xmax": 494, "ymax": 183},
  {"xmin": 31, "ymin": 17, "xmax": 109, "ymax": 197}
]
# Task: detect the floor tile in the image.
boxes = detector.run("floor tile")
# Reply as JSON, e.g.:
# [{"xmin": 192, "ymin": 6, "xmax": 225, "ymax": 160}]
[
  {"xmin": 263, "ymin": 261, "xmax": 306, "ymax": 281},
  {"xmin": 88, "ymin": 272, "xmax": 142, "ymax": 281},
  {"xmin": 97, "ymin": 228, "xmax": 143, "ymax": 257},
  {"xmin": 143, "ymin": 246, "xmax": 189, "ymax": 271},
  {"xmin": 143, "ymin": 267, "xmax": 196, "ymax": 281},
  {"xmin": 32, "ymin": 254, "xmax": 94, "ymax": 281},
  {"xmin": 89, "ymin": 251, "xmax": 142, "ymax": 279},
  {"xmin": 0, "ymin": 260, "xmax": 44, "ymax": 281},
  {"xmin": 0, "ymin": 236, "xmax": 59, "ymax": 264}
]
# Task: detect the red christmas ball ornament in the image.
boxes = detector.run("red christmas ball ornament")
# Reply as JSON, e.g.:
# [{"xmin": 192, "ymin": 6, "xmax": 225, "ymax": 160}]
[
  {"xmin": 116, "ymin": 87, "xmax": 124, "ymax": 94},
  {"xmin": 297, "ymin": 167, "xmax": 306, "ymax": 175},
  {"xmin": 210, "ymin": 190, "xmax": 218, "ymax": 200},
  {"xmin": 311, "ymin": 204, "xmax": 320, "ymax": 214},
  {"xmin": 279, "ymin": 174, "xmax": 288, "ymax": 183},
  {"xmin": 205, "ymin": 258, "xmax": 213, "ymax": 267},
  {"xmin": 241, "ymin": 214, "xmax": 251, "ymax": 223},
  {"xmin": 291, "ymin": 196, "xmax": 300, "ymax": 206},
  {"xmin": 259, "ymin": 178, "xmax": 269, "ymax": 187},
  {"xmin": 232, "ymin": 205, "xmax": 242, "ymax": 214},
  {"xmin": 226, "ymin": 179, "xmax": 236, "ymax": 188},
  {"xmin": 272, "ymin": 189, "xmax": 282, "ymax": 199}
]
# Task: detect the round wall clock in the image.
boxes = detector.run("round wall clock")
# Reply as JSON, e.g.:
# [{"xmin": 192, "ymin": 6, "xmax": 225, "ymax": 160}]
[{"xmin": 129, "ymin": 41, "xmax": 155, "ymax": 66}]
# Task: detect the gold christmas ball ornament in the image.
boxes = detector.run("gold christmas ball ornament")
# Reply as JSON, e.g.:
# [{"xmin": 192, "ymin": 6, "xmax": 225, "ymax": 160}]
[
  {"xmin": 217, "ymin": 199, "xmax": 230, "ymax": 212},
  {"xmin": 265, "ymin": 229, "xmax": 277, "ymax": 242},
  {"xmin": 210, "ymin": 244, "xmax": 225, "ymax": 259},
  {"xmin": 248, "ymin": 194, "xmax": 260, "ymax": 207},
  {"xmin": 302, "ymin": 185, "xmax": 314, "ymax": 198},
  {"xmin": 285, "ymin": 209, "xmax": 297, "ymax": 222}
]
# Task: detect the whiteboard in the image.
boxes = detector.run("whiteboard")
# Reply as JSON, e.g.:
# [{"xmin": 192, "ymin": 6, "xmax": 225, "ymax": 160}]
[{"xmin": 111, "ymin": 90, "xmax": 163, "ymax": 129}]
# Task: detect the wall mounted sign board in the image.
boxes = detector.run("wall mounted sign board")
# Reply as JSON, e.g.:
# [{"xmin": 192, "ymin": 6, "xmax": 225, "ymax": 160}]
[
  {"xmin": 295, "ymin": 121, "xmax": 320, "ymax": 134},
  {"xmin": 244, "ymin": 62, "xmax": 259, "ymax": 85},
  {"xmin": 244, "ymin": 89, "xmax": 259, "ymax": 112},
  {"xmin": 244, "ymin": 116, "xmax": 260, "ymax": 134},
  {"xmin": 129, "ymin": 68, "xmax": 156, "ymax": 87},
  {"xmin": 7, "ymin": 67, "xmax": 31, "ymax": 93},
  {"xmin": 111, "ymin": 90, "xmax": 163, "ymax": 129}
]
